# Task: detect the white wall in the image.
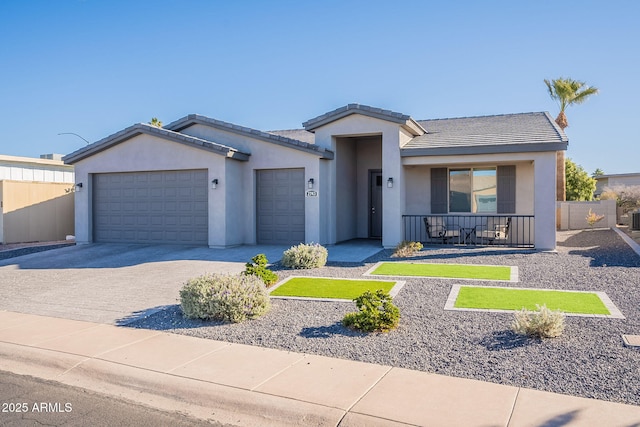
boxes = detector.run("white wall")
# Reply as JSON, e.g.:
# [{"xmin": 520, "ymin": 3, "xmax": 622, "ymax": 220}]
[
  {"xmin": 71, "ymin": 134, "xmax": 228, "ymax": 246},
  {"xmin": 0, "ymin": 155, "xmax": 74, "ymax": 183}
]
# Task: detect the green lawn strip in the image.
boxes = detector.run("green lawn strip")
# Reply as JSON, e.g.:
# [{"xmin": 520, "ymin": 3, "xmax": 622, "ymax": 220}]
[
  {"xmin": 270, "ymin": 277, "xmax": 395, "ymax": 300},
  {"xmin": 372, "ymin": 262, "xmax": 511, "ymax": 281},
  {"xmin": 454, "ymin": 286, "xmax": 610, "ymax": 315}
]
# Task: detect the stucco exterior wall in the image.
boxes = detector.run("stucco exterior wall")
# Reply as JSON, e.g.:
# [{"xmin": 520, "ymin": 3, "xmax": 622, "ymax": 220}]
[
  {"xmin": 403, "ymin": 151, "xmax": 556, "ymax": 250},
  {"xmin": 180, "ymin": 124, "xmax": 325, "ymax": 244},
  {"xmin": 403, "ymin": 159, "xmax": 534, "ymax": 215},
  {"xmin": 223, "ymin": 159, "xmax": 245, "ymax": 246},
  {"xmin": 71, "ymin": 134, "xmax": 228, "ymax": 246},
  {"xmin": 335, "ymin": 138, "xmax": 357, "ymax": 242},
  {"xmin": 313, "ymin": 115, "xmax": 406, "ymax": 247},
  {"xmin": 0, "ymin": 181, "xmax": 74, "ymax": 244},
  {"xmin": 355, "ymin": 137, "xmax": 382, "ymax": 238}
]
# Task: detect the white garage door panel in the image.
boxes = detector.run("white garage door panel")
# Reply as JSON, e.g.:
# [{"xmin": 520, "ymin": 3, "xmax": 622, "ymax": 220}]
[{"xmin": 93, "ymin": 170, "xmax": 208, "ymax": 245}]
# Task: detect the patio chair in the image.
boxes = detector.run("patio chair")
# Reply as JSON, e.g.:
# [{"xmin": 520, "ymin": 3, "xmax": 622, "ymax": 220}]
[
  {"xmin": 424, "ymin": 217, "xmax": 461, "ymax": 244},
  {"xmin": 476, "ymin": 217, "xmax": 511, "ymax": 245}
]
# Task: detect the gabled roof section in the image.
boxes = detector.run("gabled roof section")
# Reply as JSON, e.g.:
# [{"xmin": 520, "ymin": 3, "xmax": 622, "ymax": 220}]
[
  {"xmin": 402, "ymin": 112, "xmax": 568, "ymax": 157},
  {"xmin": 165, "ymin": 114, "xmax": 333, "ymax": 159},
  {"xmin": 63, "ymin": 123, "xmax": 250, "ymax": 164},
  {"xmin": 302, "ymin": 104, "xmax": 426, "ymax": 136}
]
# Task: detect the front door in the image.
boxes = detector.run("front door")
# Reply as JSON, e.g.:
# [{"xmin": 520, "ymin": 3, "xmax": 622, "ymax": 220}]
[{"xmin": 369, "ymin": 170, "xmax": 382, "ymax": 238}]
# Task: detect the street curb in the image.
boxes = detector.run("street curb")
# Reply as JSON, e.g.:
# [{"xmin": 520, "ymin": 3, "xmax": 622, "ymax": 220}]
[{"xmin": 0, "ymin": 341, "xmax": 344, "ymax": 426}]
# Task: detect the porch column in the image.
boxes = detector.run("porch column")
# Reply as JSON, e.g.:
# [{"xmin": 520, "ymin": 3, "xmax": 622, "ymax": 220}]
[
  {"xmin": 534, "ymin": 153, "xmax": 558, "ymax": 251},
  {"xmin": 382, "ymin": 131, "xmax": 404, "ymax": 248}
]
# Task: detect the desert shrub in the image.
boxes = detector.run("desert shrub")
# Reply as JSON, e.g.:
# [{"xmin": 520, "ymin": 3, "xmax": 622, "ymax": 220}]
[
  {"xmin": 585, "ymin": 209, "xmax": 605, "ymax": 228},
  {"xmin": 179, "ymin": 274, "xmax": 271, "ymax": 323},
  {"xmin": 603, "ymin": 185, "xmax": 640, "ymax": 213},
  {"xmin": 392, "ymin": 240, "xmax": 423, "ymax": 258},
  {"xmin": 342, "ymin": 289, "xmax": 400, "ymax": 333},
  {"xmin": 281, "ymin": 243, "xmax": 328, "ymax": 269},
  {"xmin": 511, "ymin": 304, "xmax": 565, "ymax": 338},
  {"xmin": 243, "ymin": 253, "xmax": 278, "ymax": 286}
]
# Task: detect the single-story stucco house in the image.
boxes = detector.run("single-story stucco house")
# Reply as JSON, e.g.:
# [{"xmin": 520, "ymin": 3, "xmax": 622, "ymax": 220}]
[{"xmin": 63, "ymin": 104, "xmax": 567, "ymax": 251}]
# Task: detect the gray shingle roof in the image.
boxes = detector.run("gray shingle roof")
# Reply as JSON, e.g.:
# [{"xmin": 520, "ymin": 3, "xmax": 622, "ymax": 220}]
[
  {"xmin": 402, "ymin": 112, "xmax": 568, "ymax": 156},
  {"xmin": 267, "ymin": 129, "xmax": 315, "ymax": 144},
  {"xmin": 63, "ymin": 123, "xmax": 250, "ymax": 164},
  {"xmin": 165, "ymin": 114, "xmax": 333, "ymax": 159},
  {"xmin": 302, "ymin": 103, "xmax": 426, "ymax": 135}
]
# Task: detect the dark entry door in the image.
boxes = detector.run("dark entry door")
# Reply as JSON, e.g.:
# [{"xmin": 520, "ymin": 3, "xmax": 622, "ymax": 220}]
[{"xmin": 369, "ymin": 170, "xmax": 382, "ymax": 238}]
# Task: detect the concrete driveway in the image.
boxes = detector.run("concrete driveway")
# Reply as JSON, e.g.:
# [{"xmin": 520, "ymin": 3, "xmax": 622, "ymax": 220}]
[
  {"xmin": 0, "ymin": 243, "xmax": 289, "ymax": 325},
  {"xmin": 0, "ymin": 241, "xmax": 383, "ymax": 325}
]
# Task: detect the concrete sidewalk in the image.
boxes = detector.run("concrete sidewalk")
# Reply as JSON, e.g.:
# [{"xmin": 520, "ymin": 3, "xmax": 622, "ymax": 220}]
[{"xmin": 1, "ymin": 311, "xmax": 639, "ymax": 426}]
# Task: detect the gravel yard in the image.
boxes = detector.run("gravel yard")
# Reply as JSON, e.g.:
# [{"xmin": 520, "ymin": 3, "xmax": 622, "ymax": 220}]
[{"xmin": 130, "ymin": 229, "xmax": 640, "ymax": 406}]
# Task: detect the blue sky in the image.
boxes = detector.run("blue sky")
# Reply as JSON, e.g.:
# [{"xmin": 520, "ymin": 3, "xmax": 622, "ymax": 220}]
[{"xmin": 1, "ymin": 1, "xmax": 637, "ymax": 174}]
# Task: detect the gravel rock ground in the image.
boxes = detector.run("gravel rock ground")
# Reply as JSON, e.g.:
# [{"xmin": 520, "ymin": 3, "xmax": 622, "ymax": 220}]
[
  {"xmin": 130, "ymin": 229, "xmax": 640, "ymax": 406},
  {"xmin": 0, "ymin": 242, "xmax": 75, "ymax": 260}
]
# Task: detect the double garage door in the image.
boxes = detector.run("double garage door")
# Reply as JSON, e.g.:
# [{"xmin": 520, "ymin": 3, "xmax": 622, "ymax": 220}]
[
  {"xmin": 93, "ymin": 170, "xmax": 208, "ymax": 245},
  {"xmin": 92, "ymin": 168, "xmax": 304, "ymax": 246}
]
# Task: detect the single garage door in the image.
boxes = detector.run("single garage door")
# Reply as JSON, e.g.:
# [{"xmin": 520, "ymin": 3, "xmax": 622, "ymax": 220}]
[
  {"xmin": 93, "ymin": 170, "xmax": 208, "ymax": 245},
  {"xmin": 256, "ymin": 168, "xmax": 305, "ymax": 245}
]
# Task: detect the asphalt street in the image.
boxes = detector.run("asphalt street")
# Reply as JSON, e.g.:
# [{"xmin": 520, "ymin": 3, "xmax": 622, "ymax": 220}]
[{"xmin": 0, "ymin": 370, "xmax": 224, "ymax": 426}]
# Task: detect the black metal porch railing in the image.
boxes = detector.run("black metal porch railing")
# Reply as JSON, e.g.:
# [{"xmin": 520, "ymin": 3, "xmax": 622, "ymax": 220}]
[{"xmin": 402, "ymin": 214, "xmax": 535, "ymax": 248}]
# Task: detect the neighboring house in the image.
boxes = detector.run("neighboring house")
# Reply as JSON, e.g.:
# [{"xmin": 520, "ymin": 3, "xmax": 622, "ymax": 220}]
[
  {"xmin": 63, "ymin": 104, "xmax": 567, "ymax": 251},
  {"xmin": 595, "ymin": 173, "xmax": 640, "ymax": 198},
  {"xmin": 0, "ymin": 154, "xmax": 75, "ymax": 244}
]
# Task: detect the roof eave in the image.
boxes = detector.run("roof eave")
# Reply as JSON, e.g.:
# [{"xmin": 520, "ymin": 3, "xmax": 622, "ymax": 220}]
[
  {"xmin": 165, "ymin": 115, "xmax": 333, "ymax": 159},
  {"xmin": 303, "ymin": 104, "xmax": 416, "ymax": 132},
  {"xmin": 400, "ymin": 142, "xmax": 569, "ymax": 157},
  {"xmin": 63, "ymin": 124, "xmax": 250, "ymax": 164}
]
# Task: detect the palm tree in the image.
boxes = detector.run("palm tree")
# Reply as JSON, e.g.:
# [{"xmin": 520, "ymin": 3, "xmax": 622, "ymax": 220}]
[
  {"xmin": 149, "ymin": 117, "xmax": 163, "ymax": 128},
  {"xmin": 544, "ymin": 77, "xmax": 598, "ymax": 201}
]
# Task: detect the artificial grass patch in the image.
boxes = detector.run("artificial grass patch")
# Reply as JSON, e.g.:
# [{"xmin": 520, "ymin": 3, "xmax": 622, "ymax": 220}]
[
  {"xmin": 371, "ymin": 262, "xmax": 512, "ymax": 281},
  {"xmin": 270, "ymin": 277, "xmax": 396, "ymax": 300},
  {"xmin": 454, "ymin": 286, "xmax": 611, "ymax": 315}
]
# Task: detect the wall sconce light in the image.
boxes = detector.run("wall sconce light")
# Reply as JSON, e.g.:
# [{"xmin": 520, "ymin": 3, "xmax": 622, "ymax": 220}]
[
  {"xmin": 387, "ymin": 177, "xmax": 393, "ymax": 188},
  {"xmin": 212, "ymin": 179, "xmax": 219, "ymax": 189},
  {"xmin": 308, "ymin": 178, "xmax": 314, "ymax": 189},
  {"xmin": 76, "ymin": 182, "xmax": 83, "ymax": 192}
]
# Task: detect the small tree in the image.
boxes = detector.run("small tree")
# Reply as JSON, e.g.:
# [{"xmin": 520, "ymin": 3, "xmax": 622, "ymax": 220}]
[
  {"xmin": 565, "ymin": 158, "xmax": 596, "ymax": 201},
  {"xmin": 149, "ymin": 117, "xmax": 163, "ymax": 128},
  {"xmin": 592, "ymin": 168, "xmax": 605, "ymax": 177}
]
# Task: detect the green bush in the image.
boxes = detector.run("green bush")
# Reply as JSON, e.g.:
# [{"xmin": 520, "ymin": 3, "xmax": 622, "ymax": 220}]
[
  {"xmin": 392, "ymin": 240, "xmax": 423, "ymax": 258},
  {"xmin": 179, "ymin": 274, "xmax": 271, "ymax": 323},
  {"xmin": 243, "ymin": 253, "xmax": 278, "ymax": 286},
  {"xmin": 342, "ymin": 290, "xmax": 400, "ymax": 333},
  {"xmin": 511, "ymin": 304, "xmax": 565, "ymax": 338},
  {"xmin": 281, "ymin": 243, "xmax": 328, "ymax": 269}
]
